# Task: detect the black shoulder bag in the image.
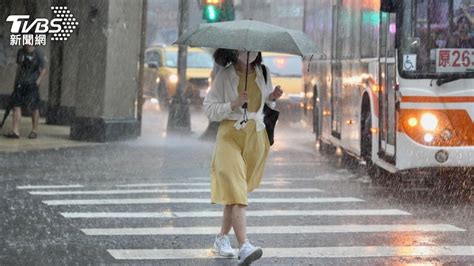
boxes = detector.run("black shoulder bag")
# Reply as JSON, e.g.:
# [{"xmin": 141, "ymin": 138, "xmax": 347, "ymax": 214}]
[{"xmin": 261, "ymin": 65, "xmax": 279, "ymax": 146}]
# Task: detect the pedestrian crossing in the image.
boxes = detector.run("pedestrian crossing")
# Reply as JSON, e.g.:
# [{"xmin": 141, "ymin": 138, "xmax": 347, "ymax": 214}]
[
  {"xmin": 28, "ymin": 187, "xmax": 324, "ymax": 195},
  {"xmin": 107, "ymin": 246, "xmax": 474, "ymax": 260},
  {"xmin": 81, "ymin": 224, "xmax": 464, "ymax": 236},
  {"xmin": 59, "ymin": 209, "xmax": 411, "ymax": 218},
  {"xmin": 43, "ymin": 197, "xmax": 364, "ymax": 205},
  {"xmin": 16, "ymin": 179, "xmax": 474, "ymax": 264}
]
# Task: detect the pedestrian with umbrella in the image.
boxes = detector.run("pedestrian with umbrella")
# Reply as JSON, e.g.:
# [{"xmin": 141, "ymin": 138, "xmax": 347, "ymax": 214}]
[
  {"xmin": 205, "ymin": 48, "xmax": 282, "ymax": 265},
  {"xmin": 175, "ymin": 20, "xmax": 318, "ymax": 265}
]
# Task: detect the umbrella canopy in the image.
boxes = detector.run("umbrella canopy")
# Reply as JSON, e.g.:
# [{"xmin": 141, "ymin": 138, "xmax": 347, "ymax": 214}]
[{"xmin": 174, "ymin": 20, "xmax": 318, "ymax": 57}]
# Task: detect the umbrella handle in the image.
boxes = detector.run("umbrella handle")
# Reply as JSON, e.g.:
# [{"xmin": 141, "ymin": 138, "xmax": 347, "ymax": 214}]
[{"xmin": 241, "ymin": 51, "xmax": 250, "ymax": 110}]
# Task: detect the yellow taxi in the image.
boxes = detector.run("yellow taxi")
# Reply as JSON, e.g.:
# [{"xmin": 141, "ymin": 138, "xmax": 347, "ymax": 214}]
[
  {"xmin": 143, "ymin": 46, "xmax": 214, "ymax": 107},
  {"xmin": 262, "ymin": 52, "xmax": 304, "ymax": 121}
]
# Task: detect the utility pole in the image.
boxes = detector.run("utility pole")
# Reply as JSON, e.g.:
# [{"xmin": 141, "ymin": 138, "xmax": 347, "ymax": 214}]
[
  {"xmin": 200, "ymin": 0, "xmax": 234, "ymax": 141},
  {"xmin": 167, "ymin": 0, "xmax": 191, "ymax": 134}
]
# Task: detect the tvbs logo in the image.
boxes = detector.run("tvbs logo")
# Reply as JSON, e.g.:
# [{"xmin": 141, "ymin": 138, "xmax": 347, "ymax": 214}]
[{"xmin": 6, "ymin": 6, "xmax": 78, "ymax": 46}]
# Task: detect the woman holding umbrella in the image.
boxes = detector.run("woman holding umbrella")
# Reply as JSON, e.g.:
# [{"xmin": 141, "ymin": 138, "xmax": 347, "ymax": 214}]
[{"xmin": 204, "ymin": 48, "xmax": 283, "ymax": 265}]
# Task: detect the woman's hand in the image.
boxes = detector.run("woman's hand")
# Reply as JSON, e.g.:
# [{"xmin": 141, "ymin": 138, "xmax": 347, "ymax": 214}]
[
  {"xmin": 270, "ymin": 85, "xmax": 283, "ymax": 101},
  {"xmin": 231, "ymin": 91, "xmax": 248, "ymax": 110}
]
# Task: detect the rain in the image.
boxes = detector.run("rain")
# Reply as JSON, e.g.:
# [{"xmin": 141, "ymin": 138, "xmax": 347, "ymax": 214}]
[{"xmin": 0, "ymin": 0, "xmax": 473, "ymax": 265}]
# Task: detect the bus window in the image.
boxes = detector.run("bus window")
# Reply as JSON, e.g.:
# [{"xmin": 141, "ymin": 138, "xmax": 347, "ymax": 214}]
[
  {"xmin": 399, "ymin": 0, "xmax": 474, "ymax": 77},
  {"xmin": 360, "ymin": 7, "xmax": 380, "ymax": 58}
]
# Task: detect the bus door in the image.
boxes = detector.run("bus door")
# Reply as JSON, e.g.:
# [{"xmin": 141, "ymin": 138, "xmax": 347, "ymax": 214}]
[{"xmin": 378, "ymin": 12, "xmax": 397, "ymax": 163}]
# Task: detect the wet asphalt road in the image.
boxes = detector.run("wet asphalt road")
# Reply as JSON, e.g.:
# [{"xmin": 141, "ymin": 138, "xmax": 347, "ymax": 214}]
[{"xmin": 1, "ymin": 104, "xmax": 473, "ymax": 265}]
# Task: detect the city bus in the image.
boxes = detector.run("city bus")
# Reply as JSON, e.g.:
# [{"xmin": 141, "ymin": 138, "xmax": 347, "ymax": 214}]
[{"xmin": 302, "ymin": 0, "xmax": 473, "ymax": 193}]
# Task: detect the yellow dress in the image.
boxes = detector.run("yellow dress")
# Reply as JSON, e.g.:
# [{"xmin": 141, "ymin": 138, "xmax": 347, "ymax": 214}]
[{"xmin": 210, "ymin": 70, "xmax": 270, "ymax": 206}]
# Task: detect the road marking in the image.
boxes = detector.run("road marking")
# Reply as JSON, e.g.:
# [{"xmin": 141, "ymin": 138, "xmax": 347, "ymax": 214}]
[
  {"xmin": 107, "ymin": 246, "xmax": 474, "ymax": 260},
  {"xmin": 115, "ymin": 181, "xmax": 289, "ymax": 187},
  {"xmin": 29, "ymin": 188, "xmax": 323, "ymax": 195},
  {"xmin": 43, "ymin": 197, "xmax": 364, "ymax": 206},
  {"xmin": 16, "ymin": 184, "xmax": 84, "ymax": 190},
  {"xmin": 189, "ymin": 177, "xmax": 318, "ymax": 181},
  {"xmin": 82, "ymin": 224, "xmax": 464, "ymax": 236},
  {"xmin": 266, "ymin": 162, "xmax": 321, "ymax": 166},
  {"xmin": 61, "ymin": 209, "xmax": 410, "ymax": 218}
]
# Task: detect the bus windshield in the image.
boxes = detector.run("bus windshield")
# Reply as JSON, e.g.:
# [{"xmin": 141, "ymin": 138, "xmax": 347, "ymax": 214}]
[{"xmin": 399, "ymin": 0, "xmax": 474, "ymax": 78}]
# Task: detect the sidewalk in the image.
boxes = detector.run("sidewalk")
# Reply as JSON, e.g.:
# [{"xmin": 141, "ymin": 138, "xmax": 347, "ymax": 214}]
[{"xmin": 0, "ymin": 110, "xmax": 96, "ymax": 153}]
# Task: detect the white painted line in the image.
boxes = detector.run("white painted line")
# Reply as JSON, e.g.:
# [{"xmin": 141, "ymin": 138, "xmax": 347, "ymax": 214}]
[
  {"xmin": 43, "ymin": 197, "xmax": 364, "ymax": 206},
  {"xmin": 107, "ymin": 246, "xmax": 474, "ymax": 260},
  {"xmin": 61, "ymin": 209, "xmax": 410, "ymax": 218},
  {"xmin": 16, "ymin": 184, "xmax": 84, "ymax": 190},
  {"xmin": 116, "ymin": 183, "xmax": 209, "ymax": 187},
  {"xmin": 30, "ymin": 188, "xmax": 323, "ymax": 195},
  {"xmin": 267, "ymin": 162, "xmax": 320, "ymax": 166},
  {"xmin": 189, "ymin": 177, "xmax": 317, "ymax": 181},
  {"xmin": 82, "ymin": 224, "xmax": 464, "ymax": 236},
  {"xmin": 115, "ymin": 181, "xmax": 289, "ymax": 188}
]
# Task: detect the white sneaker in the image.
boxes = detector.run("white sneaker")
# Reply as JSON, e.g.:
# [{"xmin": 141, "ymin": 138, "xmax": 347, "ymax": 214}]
[
  {"xmin": 213, "ymin": 234, "xmax": 235, "ymax": 257},
  {"xmin": 237, "ymin": 240, "xmax": 262, "ymax": 265}
]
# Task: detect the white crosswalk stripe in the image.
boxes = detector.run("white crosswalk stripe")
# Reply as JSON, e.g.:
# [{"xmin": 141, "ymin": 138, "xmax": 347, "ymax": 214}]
[
  {"xmin": 60, "ymin": 209, "xmax": 411, "ymax": 218},
  {"xmin": 16, "ymin": 184, "xmax": 84, "ymax": 189},
  {"xmin": 28, "ymin": 187, "xmax": 324, "ymax": 195},
  {"xmin": 115, "ymin": 181, "xmax": 289, "ymax": 187},
  {"xmin": 107, "ymin": 246, "xmax": 474, "ymax": 260},
  {"xmin": 18, "ymin": 180, "xmax": 474, "ymax": 263},
  {"xmin": 82, "ymin": 224, "xmax": 464, "ymax": 236},
  {"xmin": 43, "ymin": 197, "xmax": 364, "ymax": 205}
]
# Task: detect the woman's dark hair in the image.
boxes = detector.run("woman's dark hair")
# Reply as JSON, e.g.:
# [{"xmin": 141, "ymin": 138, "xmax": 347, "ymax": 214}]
[{"xmin": 213, "ymin": 48, "xmax": 263, "ymax": 67}]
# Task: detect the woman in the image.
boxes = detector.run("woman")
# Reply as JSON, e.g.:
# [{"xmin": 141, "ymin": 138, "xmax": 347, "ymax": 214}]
[{"xmin": 203, "ymin": 48, "xmax": 283, "ymax": 265}]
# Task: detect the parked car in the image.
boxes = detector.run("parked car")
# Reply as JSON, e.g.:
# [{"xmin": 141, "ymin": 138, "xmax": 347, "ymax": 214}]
[
  {"xmin": 262, "ymin": 52, "xmax": 304, "ymax": 122},
  {"xmin": 143, "ymin": 45, "xmax": 214, "ymax": 107}
]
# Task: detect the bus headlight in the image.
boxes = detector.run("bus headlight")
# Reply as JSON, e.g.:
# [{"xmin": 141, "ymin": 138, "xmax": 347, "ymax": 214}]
[
  {"xmin": 169, "ymin": 74, "xmax": 178, "ymax": 84},
  {"xmin": 420, "ymin": 113, "xmax": 438, "ymax": 131}
]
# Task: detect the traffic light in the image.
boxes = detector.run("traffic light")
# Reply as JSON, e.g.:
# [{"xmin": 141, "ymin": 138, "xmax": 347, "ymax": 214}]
[{"xmin": 202, "ymin": 0, "xmax": 222, "ymax": 23}]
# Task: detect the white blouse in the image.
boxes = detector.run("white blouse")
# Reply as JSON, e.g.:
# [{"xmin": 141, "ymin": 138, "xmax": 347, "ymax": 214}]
[{"xmin": 203, "ymin": 64, "xmax": 276, "ymax": 132}]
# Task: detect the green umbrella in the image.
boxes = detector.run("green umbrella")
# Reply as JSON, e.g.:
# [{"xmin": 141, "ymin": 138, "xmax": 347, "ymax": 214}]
[
  {"xmin": 174, "ymin": 20, "xmax": 317, "ymax": 131},
  {"xmin": 174, "ymin": 20, "xmax": 318, "ymax": 57}
]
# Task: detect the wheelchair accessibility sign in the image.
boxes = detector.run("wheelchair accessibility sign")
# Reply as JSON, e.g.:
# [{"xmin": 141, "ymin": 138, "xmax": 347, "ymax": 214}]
[{"xmin": 403, "ymin": 54, "xmax": 417, "ymax": 71}]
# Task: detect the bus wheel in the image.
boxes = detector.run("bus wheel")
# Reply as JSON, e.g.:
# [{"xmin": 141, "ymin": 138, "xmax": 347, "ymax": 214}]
[{"xmin": 361, "ymin": 102, "xmax": 389, "ymax": 185}]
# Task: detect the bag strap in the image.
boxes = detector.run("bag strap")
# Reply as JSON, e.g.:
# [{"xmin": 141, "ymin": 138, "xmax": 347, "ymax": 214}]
[{"xmin": 261, "ymin": 64, "xmax": 267, "ymax": 85}]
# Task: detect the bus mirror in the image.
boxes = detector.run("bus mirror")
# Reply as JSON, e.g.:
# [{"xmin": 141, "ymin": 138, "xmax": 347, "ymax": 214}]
[{"xmin": 381, "ymin": 0, "xmax": 397, "ymax": 13}]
